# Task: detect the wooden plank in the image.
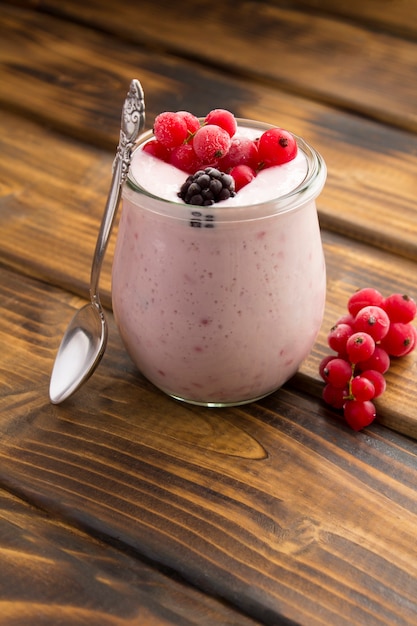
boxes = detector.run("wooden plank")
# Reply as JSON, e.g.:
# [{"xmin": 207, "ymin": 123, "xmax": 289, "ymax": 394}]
[
  {"xmin": 1, "ymin": 267, "xmax": 417, "ymax": 624},
  {"xmin": 285, "ymin": 0, "xmax": 417, "ymax": 38},
  {"xmin": 4, "ymin": 1, "xmax": 417, "ymax": 133},
  {"xmin": 0, "ymin": 487, "xmax": 260, "ymax": 625}
]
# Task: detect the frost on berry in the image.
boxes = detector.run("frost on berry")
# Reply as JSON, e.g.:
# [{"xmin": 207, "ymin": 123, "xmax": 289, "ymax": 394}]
[
  {"xmin": 219, "ymin": 136, "xmax": 259, "ymax": 171},
  {"xmin": 170, "ymin": 143, "xmax": 201, "ymax": 173},
  {"xmin": 193, "ymin": 125, "xmax": 232, "ymax": 162},
  {"xmin": 142, "ymin": 139, "xmax": 171, "ymax": 162},
  {"xmin": 153, "ymin": 111, "xmax": 189, "ymax": 148}
]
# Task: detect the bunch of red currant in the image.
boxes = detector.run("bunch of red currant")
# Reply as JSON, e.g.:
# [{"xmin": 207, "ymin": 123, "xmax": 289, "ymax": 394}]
[
  {"xmin": 143, "ymin": 108, "xmax": 297, "ymax": 194},
  {"xmin": 320, "ymin": 288, "xmax": 417, "ymax": 431}
]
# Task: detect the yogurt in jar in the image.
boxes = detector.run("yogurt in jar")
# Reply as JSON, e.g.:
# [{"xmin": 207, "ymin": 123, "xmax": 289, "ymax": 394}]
[{"xmin": 112, "ymin": 119, "xmax": 326, "ymax": 406}]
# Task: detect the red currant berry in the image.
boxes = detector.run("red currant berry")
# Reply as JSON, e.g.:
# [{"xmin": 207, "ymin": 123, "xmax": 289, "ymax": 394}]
[
  {"xmin": 402, "ymin": 325, "xmax": 417, "ymax": 355},
  {"xmin": 204, "ymin": 109, "xmax": 237, "ymax": 137},
  {"xmin": 327, "ymin": 323, "xmax": 354, "ymax": 355},
  {"xmin": 193, "ymin": 125, "xmax": 232, "ymax": 162},
  {"xmin": 169, "ymin": 143, "xmax": 201, "ymax": 173},
  {"xmin": 347, "ymin": 288, "xmax": 384, "ymax": 316},
  {"xmin": 219, "ymin": 136, "xmax": 259, "ymax": 171},
  {"xmin": 176, "ymin": 110, "xmax": 201, "ymax": 135},
  {"xmin": 258, "ymin": 128, "xmax": 297, "ymax": 166},
  {"xmin": 335, "ymin": 312, "xmax": 355, "ymax": 327},
  {"xmin": 356, "ymin": 345, "xmax": 390, "ymax": 374},
  {"xmin": 380, "ymin": 322, "xmax": 416, "ymax": 357},
  {"xmin": 229, "ymin": 165, "xmax": 256, "ymax": 191},
  {"xmin": 319, "ymin": 355, "xmax": 336, "ymax": 380},
  {"xmin": 353, "ymin": 305, "xmax": 390, "ymax": 342},
  {"xmin": 322, "ymin": 358, "xmax": 353, "ymax": 388},
  {"xmin": 359, "ymin": 369, "xmax": 386, "ymax": 398},
  {"xmin": 344, "ymin": 400, "xmax": 376, "ymax": 431},
  {"xmin": 350, "ymin": 375, "xmax": 376, "ymax": 402},
  {"xmin": 346, "ymin": 332, "xmax": 375, "ymax": 364},
  {"xmin": 142, "ymin": 139, "xmax": 172, "ymax": 162},
  {"xmin": 322, "ymin": 384, "xmax": 348, "ymax": 409},
  {"xmin": 154, "ymin": 111, "xmax": 189, "ymax": 148},
  {"xmin": 382, "ymin": 293, "xmax": 417, "ymax": 323}
]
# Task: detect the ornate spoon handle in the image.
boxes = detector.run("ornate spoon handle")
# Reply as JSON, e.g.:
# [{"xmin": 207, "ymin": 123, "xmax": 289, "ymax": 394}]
[{"xmin": 90, "ymin": 79, "xmax": 145, "ymax": 303}]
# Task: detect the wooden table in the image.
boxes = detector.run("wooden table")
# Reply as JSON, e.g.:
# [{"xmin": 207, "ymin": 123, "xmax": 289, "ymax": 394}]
[{"xmin": 1, "ymin": 1, "xmax": 417, "ymax": 624}]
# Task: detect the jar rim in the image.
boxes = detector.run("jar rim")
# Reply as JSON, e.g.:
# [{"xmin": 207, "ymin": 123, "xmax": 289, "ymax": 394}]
[{"xmin": 124, "ymin": 118, "xmax": 326, "ymax": 221}]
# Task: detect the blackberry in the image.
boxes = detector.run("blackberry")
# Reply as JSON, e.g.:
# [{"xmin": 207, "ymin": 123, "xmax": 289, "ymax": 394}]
[{"xmin": 178, "ymin": 167, "xmax": 236, "ymax": 206}]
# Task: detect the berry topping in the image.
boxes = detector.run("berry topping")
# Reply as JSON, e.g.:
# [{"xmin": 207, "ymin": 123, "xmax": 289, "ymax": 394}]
[
  {"xmin": 192, "ymin": 125, "xmax": 232, "ymax": 162},
  {"xmin": 204, "ymin": 109, "xmax": 237, "ymax": 137},
  {"xmin": 320, "ymin": 287, "xmax": 416, "ymax": 431},
  {"xmin": 229, "ymin": 164, "xmax": 256, "ymax": 191},
  {"xmin": 144, "ymin": 107, "xmax": 300, "ymax": 202},
  {"xmin": 153, "ymin": 111, "xmax": 189, "ymax": 148},
  {"xmin": 258, "ymin": 128, "xmax": 297, "ymax": 166},
  {"xmin": 178, "ymin": 167, "xmax": 236, "ymax": 206},
  {"xmin": 219, "ymin": 136, "xmax": 259, "ymax": 171}
]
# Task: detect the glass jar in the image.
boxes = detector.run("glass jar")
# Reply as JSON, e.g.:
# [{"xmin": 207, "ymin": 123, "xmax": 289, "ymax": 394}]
[{"xmin": 112, "ymin": 120, "xmax": 327, "ymax": 406}]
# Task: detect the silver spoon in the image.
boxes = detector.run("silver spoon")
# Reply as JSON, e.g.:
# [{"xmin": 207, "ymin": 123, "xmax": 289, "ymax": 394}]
[{"xmin": 49, "ymin": 79, "xmax": 145, "ymax": 404}]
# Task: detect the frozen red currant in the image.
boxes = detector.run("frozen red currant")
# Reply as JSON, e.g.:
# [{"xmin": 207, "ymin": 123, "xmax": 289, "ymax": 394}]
[
  {"xmin": 170, "ymin": 143, "xmax": 201, "ymax": 173},
  {"xmin": 176, "ymin": 110, "xmax": 201, "ymax": 135},
  {"xmin": 219, "ymin": 136, "xmax": 259, "ymax": 171},
  {"xmin": 193, "ymin": 125, "xmax": 232, "ymax": 162},
  {"xmin": 142, "ymin": 139, "xmax": 171, "ymax": 161},
  {"xmin": 153, "ymin": 111, "xmax": 189, "ymax": 148}
]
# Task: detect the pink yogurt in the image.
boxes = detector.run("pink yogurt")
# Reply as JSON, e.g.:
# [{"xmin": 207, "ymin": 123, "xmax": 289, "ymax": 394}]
[{"xmin": 112, "ymin": 119, "xmax": 327, "ymax": 406}]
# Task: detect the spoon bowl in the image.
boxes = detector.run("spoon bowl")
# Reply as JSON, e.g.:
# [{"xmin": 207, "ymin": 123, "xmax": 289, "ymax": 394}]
[
  {"xmin": 49, "ymin": 79, "xmax": 145, "ymax": 404},
  {"xmin": 49, "ymin": 302, "xmax": 107, "ymax": 404}
]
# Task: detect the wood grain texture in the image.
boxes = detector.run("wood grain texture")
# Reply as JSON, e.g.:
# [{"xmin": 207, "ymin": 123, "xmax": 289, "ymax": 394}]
[
  {"xmin": 284, "ymin": 0, "xmax": 417, "ymax": 38},
  {"xmin": 0, "ymin": 486, "xmax": 260, "ymax": 625},
  {"xmin": 2, "ymin": 2, "xmax": 417, "ymax": 623},
  {"xmin": 1, "ymin": 268, "xmax": 417, "ymax": 625},
  {"xmin": 6, "ymin": 0, "xmax": 417, "ymax": 133}
]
